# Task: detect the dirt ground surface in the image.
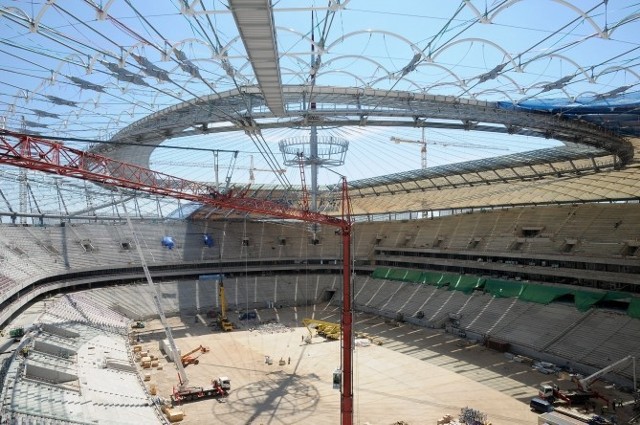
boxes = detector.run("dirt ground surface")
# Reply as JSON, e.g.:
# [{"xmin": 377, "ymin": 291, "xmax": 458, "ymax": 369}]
[{"xmin": 131, "ymin": 304, "xmax": 638, "ymax": 425}]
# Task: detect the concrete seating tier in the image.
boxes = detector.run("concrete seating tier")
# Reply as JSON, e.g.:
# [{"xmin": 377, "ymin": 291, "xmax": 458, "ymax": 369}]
[
  {"xmin": 353, "ymin": 203, "xmax": 639, "ymax": 257},
  {"xmin": 491, "ymin": 303, "xmax": 584, "ymax": 350},
  {"xmin": 80, "ymin": 275, "xmax": 342, "ymax": 320}
]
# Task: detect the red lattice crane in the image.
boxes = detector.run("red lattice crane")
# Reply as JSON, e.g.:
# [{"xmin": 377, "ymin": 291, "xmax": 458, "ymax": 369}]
[{"xmin": 0, "ymin": 129, "xmax": 355, "ymax": 425}]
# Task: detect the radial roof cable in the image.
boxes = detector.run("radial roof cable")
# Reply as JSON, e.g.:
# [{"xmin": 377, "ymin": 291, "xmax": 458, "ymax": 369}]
[
  {"xmin": 131, "ymin": 53, "xmax": 172, "ymax": 82},
  {"xmin": 477, "ymin": 63, "xmax": 508, "ymax": 83},
  {"xmin": 540, "ymin": 75, "xmax": 575, "ymax": 93},
  {"xmin": 31, "ymin": 109, "xmax": 60, "ymax": 119},
  {"xmin": 67, "ymin": 76, "xmax": 105, "ymax": 93},
  {"xmin": 45, "ymin": 95, "xmax": 77, "ymax": 107}
]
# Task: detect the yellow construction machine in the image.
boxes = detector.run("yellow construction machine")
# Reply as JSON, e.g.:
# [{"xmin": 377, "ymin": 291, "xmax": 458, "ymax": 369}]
[
  {"xmin": 218, "ymin": 278, "xmax": 233, "ymax": 332},
  {"xmin": 302, "ymin": 318, "xmax": 341, "ymax": 341}
]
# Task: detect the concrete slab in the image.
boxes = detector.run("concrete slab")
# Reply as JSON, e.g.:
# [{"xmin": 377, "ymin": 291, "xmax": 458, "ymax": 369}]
[{"xmin": 136, "ymin": 309, "xmax": 542, "ymax": 424}]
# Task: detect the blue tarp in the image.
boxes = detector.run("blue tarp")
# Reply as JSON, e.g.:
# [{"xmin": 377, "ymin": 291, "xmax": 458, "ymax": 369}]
[
  {"xmin": 199, "ymin": 274, "xmax": 223, "ymax": 281},
  {"xmin": 203, "ymin": 234, "xmax": 214, "ymax": 247},
  {"xmin": 161, "ymin": 236, "xmax": 175, "ymax": 249},
  {"xmin": 497, "ymin": 91, "xmax": 640, "ymax": 136}
]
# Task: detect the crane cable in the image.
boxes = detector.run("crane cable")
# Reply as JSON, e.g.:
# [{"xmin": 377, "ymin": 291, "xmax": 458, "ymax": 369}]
[{"xmin": 117, "ymin": 186, "xmax": 190, "ymax": 388}]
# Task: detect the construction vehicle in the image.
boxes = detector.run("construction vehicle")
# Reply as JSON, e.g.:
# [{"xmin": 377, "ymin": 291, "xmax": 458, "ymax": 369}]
[
  {"xmin": 8, "ymin": 327, "xmax": 24, "ymax": 341},
  {"xmin": 302, "ymin": 318, "xmax": 341, "ymax": 341},
  {"xmin": 239, "ymin": 311, "xmax": 257, "ymax": 321},
  {"xmin": 180, "ymin": 345, "xmax": 209, "ymax": 367},
  {"xmin": 131, "ymin": 321, "xmax": 145, "ymax": 329},
  {"xmin": 171, "ymin": 376, "xmax": 230, "ymax": 404},
  {"xmin": 539, "ymin": 383, "xmax": 594, "ymax": 405},
  {"xmin": 540, "ymin": 356, "xmax": 636, "ymax": 406},
  {"xmin": 573, "ymin": 355, "xmax": 636, "ymax": 393},
  {"xmin": 217, "ymin": 277, "xmax": 233, "ymax": 332}
]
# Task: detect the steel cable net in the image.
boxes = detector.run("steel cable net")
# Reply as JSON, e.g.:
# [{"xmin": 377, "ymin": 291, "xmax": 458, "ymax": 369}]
[
  {"xmin": 2, "ymin": 2, "xmax": 638, "ymax": 136},
  {"xmin": 0, "ymin": 1, "xmax": 638, "ymax": 217}
]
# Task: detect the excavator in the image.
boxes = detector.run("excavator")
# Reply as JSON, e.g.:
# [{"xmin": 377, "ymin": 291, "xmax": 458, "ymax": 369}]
[{"xmin": 181, "ymin": 345, "xmax": 210, "ymax": 367}]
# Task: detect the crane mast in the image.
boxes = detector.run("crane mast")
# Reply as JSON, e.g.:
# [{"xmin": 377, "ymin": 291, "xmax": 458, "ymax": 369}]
[
  {"xmin": 390, "ymin": 128, "xmax": 427, "ymax": 169},
  {"xmin": 118, "ymin": 188, "xmax": 190, "ymax": 387},
  {"xmin": 217, "ymin": 276, "xmax": 233, "ymax": 332},
  {"xmin": 297, "ymin": 152, "xmax": 310, "ymax": 212},
  {"xmin": 390, "ymin": 127, "xmax": 507, "ymax": 169},
  {"xmin": 577, "ymin": 356, "xmax": 636, "ymax": 392}
]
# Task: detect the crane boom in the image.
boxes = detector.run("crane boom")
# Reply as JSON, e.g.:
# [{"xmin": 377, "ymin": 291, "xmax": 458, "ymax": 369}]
[
  {"xmin": 118, "ymin": 188, "xmax": 190, "ymax": 387},
  {"xmin": 390, "ymin": 128, "xmax": 508, "ymax": 169},
  {"xmin": 577, "ymin": 356, "xmax": 636, "ymax": 391},
  {"xmin": 222, "ymin": 151, "xmax": 238, "ymax": 192},
  {"xmin": 390, "ymin": 136, "xmax": 508, "ymax": 149},
  {"xmin": 0, "ymin": 130, "xmax": 344, "ymax": 228},
  {"xmin": 390, "ymin": 136, "xmax": 427, "ymax": 169},
  {"xmin": 0, "ymin": 130, "xmax": 355, "ymax": 423}
]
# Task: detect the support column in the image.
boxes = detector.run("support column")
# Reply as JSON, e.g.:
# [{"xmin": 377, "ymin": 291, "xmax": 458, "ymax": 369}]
[
  {"xmin": 310, "ymin": 125, "xmax": 318, "ymax": 212},
  {"xmin": 341, "ymin": 225, "xmax": 353, "ymax": 425},
  {"xmin": 341, "ymin": 177, "xmax": 353, "ymax": 425}
]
